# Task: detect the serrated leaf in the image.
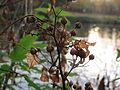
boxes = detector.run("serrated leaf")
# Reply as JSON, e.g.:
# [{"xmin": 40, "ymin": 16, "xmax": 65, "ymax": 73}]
[
  {"xmin": 68, "ymin": 73, "xmax": 79, "ymax": 77},
  {"xmin": 23, "ymin": 75, "xmax": 41, "ymax": 90},
  {"xmin": 19, "ymin": 62, "xmax": 30, "ymax": 73},
  {"xmin": 9, "ymin": 34, "xmax": 38, "ymax": 61},
  {"xmin": 34, "ymin": 43, "xmax": 47, "ymax": 50}
]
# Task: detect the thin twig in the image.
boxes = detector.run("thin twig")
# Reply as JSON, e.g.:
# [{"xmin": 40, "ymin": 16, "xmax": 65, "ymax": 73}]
[
  {"xmin": 49, "ymin": 56, "xmax": 59, "ymax": 72},
  {"xmin": 40, "ymin": 51, "xmax": 52, "ymax": 64},
  {"xmin": 65, "ymin": 59, "xmax": 77, "ymax": 78},
  {"xmin": 49, "ymin": 52, "xmax": 54, "ymax": 63}
]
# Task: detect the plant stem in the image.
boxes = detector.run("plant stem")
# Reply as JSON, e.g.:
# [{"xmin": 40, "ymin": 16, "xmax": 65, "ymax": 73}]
[
  {"xmin": 51, "ymin": 4, "xmax": 66, "ymax": 89},
  {"xmin": 57, "ymin": 47, "xmax": 66, "ymax": 90}
]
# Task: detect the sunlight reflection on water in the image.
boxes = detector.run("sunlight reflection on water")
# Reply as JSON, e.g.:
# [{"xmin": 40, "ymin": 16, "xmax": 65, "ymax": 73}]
[
  {"xmin": 87, "ymin": 27, "xmax": 118, "ymax": 76},
  {"xmin": 66, "ymin": 26, "xmax": 120, "ymax": 84}
]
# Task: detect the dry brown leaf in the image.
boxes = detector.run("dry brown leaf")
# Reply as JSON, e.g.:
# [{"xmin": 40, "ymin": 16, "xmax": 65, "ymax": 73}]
[
  {"xmin": 78, "ymin": 40, "xmax": 88, "ymax": 49},
  {"xmin": 26, "ymin": 53, "xmax": 40, "ymax": 68},
  {"xmin": 40, "ymin": 70, "xmax": 49, "ymax": 82},
  {"xmin": 78, "ymin": 40, "xmax": 96, "ymax": 50},
  {"xmin": 88, "ymin": 42, "xmax": 96, "ymax": 46},
  {"xmin": 85, "ymin": 50, "xmax": 90, "ymax": 57}
]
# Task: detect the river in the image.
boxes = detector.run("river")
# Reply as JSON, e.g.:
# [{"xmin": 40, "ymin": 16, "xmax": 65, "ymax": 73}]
[{"xmin": 66, "ymin": 24, "xmax": 120, "ymax": 89}]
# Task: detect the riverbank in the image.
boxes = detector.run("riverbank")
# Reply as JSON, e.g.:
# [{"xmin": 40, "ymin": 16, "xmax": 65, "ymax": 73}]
[{"xmin": 67, "ymin": 12, "xmax": 120, "ymax": 25}]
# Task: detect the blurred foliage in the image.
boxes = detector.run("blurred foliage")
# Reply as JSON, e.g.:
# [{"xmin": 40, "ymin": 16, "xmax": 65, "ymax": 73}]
[
  {"xmin": 66, "ymin": 0, "xmax": 120, "ymax": 15},
  {"xmin": 9, "ymin": 34, "xmax": 38, "ymax": 61}
]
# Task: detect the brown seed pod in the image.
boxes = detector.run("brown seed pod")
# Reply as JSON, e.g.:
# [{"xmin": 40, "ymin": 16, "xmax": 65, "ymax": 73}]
[
  {"xmin": 76, "ymin": 86, "xmax": 82, "ymax": 90},
  {"xmin": 85, "ymin": 82, "xmax": 93, "ymax": 90},
  {"xmin": 49, "ymin": 68, "xmax": 57, "ymax": 74},
  {"xmin": 89, "ymin": 54, "xmax": 94, "ymax": 60},
  {"xmin": 73, "ymin": 84, "xmax": 78, "ymax": 89},
  {"xmin": 68, "ymin": 80, "xmax": 73, "ymax": 87},
  {"xmin": 70, "ymin": 29, "xmax": 77, "ymax": 36},
  {"xmin": 64, "ymin": 41, "xmax": 69, "ymax": 45},
  {"xmin": 76, "ymin": 49, "xmax": 86, "ymax": 58},
  {"xmin": 46, "ymin": 44, "xmax": 54, "ymax": 52},
  {"xmin": 50, "ymin": 0, "xmax": 56, "ymax": 6},
  {"xmin": 47, "ymin": 25, "xmax": 54, "ymax": 32},
  {"xmin": 75, "ymin": 22, "xmax": 82, "ymax": 29},
  {"xmin": 36, "ymin": 23, "xmax": 42, "ymax": 29},
  {"xmin": 49, "ymin": 74, "xmax": 61, "ymax": 82},
  {"xmin": 74, "ymin": 40, "xmax": 79, "ymax": 45},
  {"xmin": 62, "ymin": 48, "xmax": 68, "ymax": 54},
  {"xmin": 61, "ymin": 16, "xmax": 67, "ymax": 25},
  {"xmin": 26, "ymin": 16, "xmax": 36, "ymax": 23},
  {"xmin": 30, "ymin": 48, "xmax": 37, "ymax": 54},
  {"xmin": 42, "ymin": 67, "xmax": 48, "ymax": 72},
  {"xmin": 64, "ymin": 72, "xmax": 68, "ymax": 76},
  {"xmin": 70, "ymin": 48, "xmax": 77, "ymax": 55}
]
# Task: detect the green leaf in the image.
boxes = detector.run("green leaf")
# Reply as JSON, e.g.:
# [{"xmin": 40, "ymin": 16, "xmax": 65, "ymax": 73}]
[
  {"xmin": 65, "ymin": 83, "xmax": 71, "ymax": 90},
  {"xmin": 71, "ymin": 37, "xmax": 76, "ymax": 40},
  {"xmin": 32, "ymin": 67, "xmax": 42, "ymax": 73},
  {"xmin": 68, "ymin": 73, "xmax": 79, "ymax": 77},
  {"xmin": 9, "ymin": 34, "xmax": 38, "ymax": 61},
  {"xmin": 59, "ymin": 11, "xmax": 73, "ymax": 16},
  {"xmin": 34, "ymin": 14, "xmax": 46, "ymax": 20},
  {"xmin": 38, "ymin": 60, "xmax": 46, "ymax": 64},
  {"xmin": 42, "ymin": 23, "xmax": 48, "ymax": 29},
  {"xmin": 19, "ymin": 62, "xmax": 30, "ymax": 73},
  {"xmin": 34, "ymin": 43, "xmax": 47, "ymax": 50},
  {"xmin": 0, "ymin": 50, "xmax": 7, "ymax": 57},
  {"xmin": 116, "ymin": 50, "xmax": 120, "ymax": 60},
  {"xmin": 23, "ymin": 75, "xmax": 41, "ymax": 90},
  {"xmin": 0, "ymin": 64, "xmax": 10, "ymax": 74},
  {"xmin": 34, "ymin": 8, "xmax": 48, "ymax": 13}
]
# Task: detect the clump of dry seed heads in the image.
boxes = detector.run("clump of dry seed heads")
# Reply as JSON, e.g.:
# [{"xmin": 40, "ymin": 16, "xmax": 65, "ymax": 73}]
[{"xmin": 25, "ymin": 0, "xmax": 96, "ymax": 89}]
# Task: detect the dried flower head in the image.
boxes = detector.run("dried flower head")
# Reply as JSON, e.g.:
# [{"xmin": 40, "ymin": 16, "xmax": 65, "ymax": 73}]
[
  {"xmin": 85, "ymin": 82, "xmax": 93, "ymax": 90},
  {"xmin": 26, "ymin": 16, "xmax": 36, "ymax": 23},
  {"xmin": 75, "ymin": 22, "xmax": 82, "ymax": 29},
  {"xmin": 61, "ymin": 16, "xmax": 67, "ymax": 25},
  {"xmin": 89, "ymin": 54, "xmax": 95, "ymax": 60},
  {"xmin": 46, "ymin": 44, "xmax": 54, "ymax": 52},
  {"xmin": 40, "ymin": 67, "xmax": 49, "ymax": 82},
  {"xmin": 68, "ymin": 80, "xmax": 73, "ymax": 87},
  {"xmin": 70, "ymin": 48, "xmax": 77, "ymax": 55},
  {"xmin": 70, "ymin": 29, "xmax": 77, "ymax": 36}
]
